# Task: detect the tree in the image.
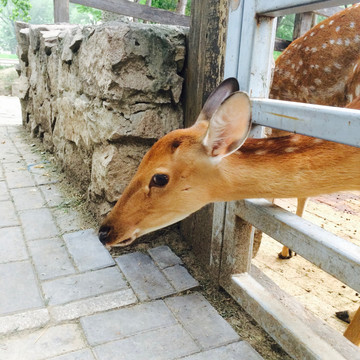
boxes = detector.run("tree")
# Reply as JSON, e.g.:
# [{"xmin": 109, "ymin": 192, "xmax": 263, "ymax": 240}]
[{"xmin": 0, "ymin": 0, "xmax": 31, "ymax": 21}]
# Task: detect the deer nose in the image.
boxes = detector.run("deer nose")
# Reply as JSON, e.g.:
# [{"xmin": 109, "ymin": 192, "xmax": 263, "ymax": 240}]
[{"xmin": 98, "ymin": 225, "xmax": 112, "ymax": 245}]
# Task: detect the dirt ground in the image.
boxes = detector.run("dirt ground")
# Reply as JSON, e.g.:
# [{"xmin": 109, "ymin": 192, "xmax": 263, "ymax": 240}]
[
  {"xmin": 14, "ymin": 128, "xmax": 359, "ymax": 360},
  {"xmin": 254, "ymin": 194, "xmax": 360, "ymax": 334}
]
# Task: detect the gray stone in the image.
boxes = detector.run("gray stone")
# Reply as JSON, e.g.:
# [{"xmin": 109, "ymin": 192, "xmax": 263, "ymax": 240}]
[
  {"xmin": 0, "ymin": 181, "xmax": 10, "ymax": 201},
  {"xmin": 39, "ymin": 184, "xmax": 63, "ymax": 207},
  {"xmin": 93, "ymin": 324, "xmax": 199, "ymax": 360},
  {"xmin": 0, "ymin": 261, "xmax": 43, "ymax": 315},
  {"xmin": 181, "ymin": 341, "xmax": 264, "ymax": 360},
  {"xmin": 165, "ymin": 293, "xmax": 240, "ymax": 350},
  {"xmin": 4, "ymin": 164, "xmax": 36, "ymax": 188},
  {"xmin": 0, "ymin": 200, "xmax": 19, "ymax": 228},
  {"xmin": 0, "ymin": 308, "xmax": 50, "ymax": 336},
  {"xmin": 89, "ymin": 143, "xmax": 149, "ymax": 203},
  {"xmin": 0, "ymin": 227, "xmax": 28, "ymax": 263},
  {"xmin": 63, "ymin": 229, "xmax": 114, "ymax": 272},
  {"xmin": 0, "ymin": 323, "xmax": 85, "ymax": 360},
  {"xmin": 50, "ymin": 289, "xmax": 137, "ymax": 323},
  {"xmin": 52, "ymin": 208, "xmax": 84, "ymax": 234},
  {"xmin": 10, "ymin": 186, "xmax": 45, "ymax": 211},
  {"xmin": 28, "ymin": 237, "xmax": 76, "ymax": 280},
  {"xmin": 148, "ymin": 245, "xmax": 183, "ymax": 269},
  {"xmin": 163, "ymin": 265, "xmax": 199, "ymax": 293},
  {"xmin": 50, "ymin": 349, "xmax": 95, "ymax": 360},
  {"xmin": 81, "ymin": 300, "xmax": 176, "ymax": 346},
  {"xmin": 115, "ymin": 252, "xmax": 175, "ymax": 301},
  {"xmin": 42, "ymin": 267, "xmax": 127, "ymax": 305},
  {"xmin": 19, "ymin": 208, "xmax": 58, "ymax": 240}
]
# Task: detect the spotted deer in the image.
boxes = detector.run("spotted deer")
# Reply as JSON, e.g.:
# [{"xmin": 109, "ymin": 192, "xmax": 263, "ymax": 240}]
[{"xmin": 270, "ymin": 3, "xmax": 360, "ymax": 259}]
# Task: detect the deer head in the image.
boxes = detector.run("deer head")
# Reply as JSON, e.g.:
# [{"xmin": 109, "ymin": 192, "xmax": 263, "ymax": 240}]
[{"xmin": 98, "ymin": 78, "xmax": 252, "ymax": 247}]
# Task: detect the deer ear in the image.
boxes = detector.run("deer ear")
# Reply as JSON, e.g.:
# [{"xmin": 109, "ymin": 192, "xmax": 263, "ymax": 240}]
[
  {"xmin": 202, "ymin": 91, "xmax": 251, "ymax": 161},
  {"xmin": 195, "ymin": 77, "xmax": 239, "ymax": 123}
]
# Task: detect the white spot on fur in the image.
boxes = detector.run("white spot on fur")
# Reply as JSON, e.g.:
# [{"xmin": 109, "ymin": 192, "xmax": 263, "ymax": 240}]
[
  {"xmin": 311, "ymin": 47, "xmax": 317, "ymax": 53},
  {"xmin": 355, "ymin": 35, "xmax": 360, "ymax": 43},
  {"xmin": 303, "ymin": 69, "xmax": 307, "ymax": 75},
  {"xmin": 314, "ymin": 78, "xmax": 322, "ymax": 85},
  {"xmin": 255, "ymin": 150, "xmax": 268, "ymax": 156},
  {"xmin": 304, "ymin": 36, "xmax": 308, "ymax": 40},
  {"xmin": 345, "ymin": 38, "xmax": 350, "ymax": 46},
  {"xmin": 348, "ymin": 94, "xmax": 353, "ymax": 103},
  {"xmin": 324, "ymin": 66, "xmax": 331, "ymax": 73},
  {"xmin": 309, "ymin": 86, "xmax": 315, "ymax": 91},
  {"xmin": 333, "ymin": 62, "xmax": 342, "ymax": 69},
  {"xmin": 310, "ymin": 32, "xmax": 315, "ymax": 36},
  {"xmin": 336, "ymin": 38, "xmax": 343, "ymax": 45},
  {"xmin": 354, "ymin": 64, "xmax": 358, "ymax": 72},
  {"xmin": 291, "ymin": 135, "xmax": 301, "ymax": 143},
  {"xmin": 291, "ymin": 63, "xmax": 295, "ymax": 69},
  {"xmin": 285, "ymin": 147, "xmax": 296, "ymax": 153},
  {"xmin": 313, "ymin": 138, "xmax": 323, "ymax": 144},
  {"xmin": 336, "ymin": 26, "xmax": 340, "ymax": 32},
  {"xmin": 314, "ymin": 64, "xmax": 319, "ymax": 70},
  {"xmin": 322, "ymin": 43, "xmax": 327, "ymax": 49},
  {"xmin": 356, "ymin": 84, "xmax": 360, "ymax": 97},
  {"xmin": 320, "ymin": 24, "xmax": 325, "ymax": 29},
  {"xmin": 305, "ymin": 46, "xmax": 310, "ymax": 52},
  {"xmin": 330, "ymin": 39, "xmax": 335, "ymax": 44},
  {"xmin": 298, "ymin": 60, "xmax": 303, "ymax": 66},
  {"xmin": 350, "ymin": 22, "xmax": 355, "ymax": 28},
  {"xmin": 329, "ymin": 20, "xmax": 334, "ymax": 25}
]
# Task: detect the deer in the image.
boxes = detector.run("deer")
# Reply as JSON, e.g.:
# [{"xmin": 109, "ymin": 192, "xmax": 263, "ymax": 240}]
[
  {"xmin": 270, "ymin": 3, "xmax": 360, "ymax": 259},
  {"xmin": 98, "ymin": 78, "xmax": 360, "ymax": 344}
]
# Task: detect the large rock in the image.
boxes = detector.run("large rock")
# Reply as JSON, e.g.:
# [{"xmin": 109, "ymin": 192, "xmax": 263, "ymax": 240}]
[{"xmin": 16, "ymin": 21, "xmax": 187, "ymax": 218}]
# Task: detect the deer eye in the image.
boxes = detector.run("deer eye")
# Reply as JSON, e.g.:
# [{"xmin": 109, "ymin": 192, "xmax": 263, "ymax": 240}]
[{"xmin": 150, "ymin": 174, "xmax": 169, "ymax": 188}]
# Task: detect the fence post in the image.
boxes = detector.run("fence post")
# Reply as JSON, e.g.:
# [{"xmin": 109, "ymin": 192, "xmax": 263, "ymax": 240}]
[
  {"xmin": 54, "ymin": 0, "xmax": 70, "ymax": 23},
  {"xmin": 181, "ymin": 0, "xmax": 229, "ymax": 281}
]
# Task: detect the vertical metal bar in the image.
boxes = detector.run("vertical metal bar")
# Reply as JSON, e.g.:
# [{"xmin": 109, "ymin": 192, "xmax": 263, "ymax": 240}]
[{"xmin": 54, "ymin": 0, "xmax": 70, "ymax": 23}]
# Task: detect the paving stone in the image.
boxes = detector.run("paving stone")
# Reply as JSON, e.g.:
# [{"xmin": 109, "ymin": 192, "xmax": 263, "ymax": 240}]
[
  {"xmin": 0, "ymin": 323, "xmax": 85, "ymax": 360},
  {"xmin": 148, "ymin": 245, "xmax": 183, "ymax": 269},
  {"xmin": 163, "ymin": 265, "xmax": 199, "ymax": 292},
  {"xmin": 28, "ymin": 238, "xmax": 76, "ymax": 280},
  {"xmin": 39, "ymin": 184, "xmax": 64, "ymax": 207},
  {"xmin": 180, "ymin": 341, "xmax": 264, "ymax": 360},
  {"xmin": 42, "ymin": 267, "xmax": 128, "ymax": 306},
  {"xmin": 0, "ymin": 308, "xmax": 50, "ymax": 336},
  {"xmin": 0, "ymin": 200, "xmax": 19, "ymax": 227},
  {"xmin": 50, "ymin": 289, "xmax": 137, "ymax": 322},
  {"xmin": 0, "ymin": 261, "xmax": 43, "ymax": 315},
  {"xmin": 50, "ymin": 349, "xmax": 95, "ymax": 360},
  {"xmin": 28, "ymin": 162, "xmax": 58, "ymax": 186},
  {"xmin": 116, "ymin": 252, "xmax": 175, "ymax": 301},
  {"xmin": 63, "ymin": 229, "xmax": 114, "ymax": 272},
  {"xmin": 0, "ymin": 180, "xmax": 10, "ymax": 201},
  {"xmin": 4, "ymin": 163, "xmax": 36, "ymax": 189},
  {"xmin": 0, "ymin": 227, "xmax": 28, "ymax": 263},
  {"xmin": 19, "ymin": 208, "xmax": 58, "ymax": 240},
  {"xmin": 11, "ymin": 186, "xmax": 45, "ymax": 211},
  {"xmin": 53, "ymin": 208, "xmax": 85, "ymax": 234},
  {"xmin": 93, "ymin": 324, "xmax": 199, "ymax": 360},
  {"xmin": 0, "ymin": 148, "xmax": 21, "ymax": 163},
  {"xmin": 81, "ymin": 300, "xmax": 176, "ymax": 346},
  {"xmin": 165, "ymin": 293, "xmax": 240, "ymax": 350}
]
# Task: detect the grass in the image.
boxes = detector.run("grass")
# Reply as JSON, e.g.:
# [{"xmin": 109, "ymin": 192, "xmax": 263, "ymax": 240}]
[{"xmin": 0, "ymin": 53, "xmax": 18, "ymax": 59}]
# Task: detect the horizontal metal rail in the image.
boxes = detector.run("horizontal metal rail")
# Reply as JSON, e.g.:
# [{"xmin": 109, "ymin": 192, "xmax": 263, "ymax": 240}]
[
  {"xmin": 256, "ymin": 0, "xmax": 358, "ymax": 17},
  {"xmin": 251, "ymin": 98, "xmax": 360, "ymax": 147},
  {"xmin": 234, "ymin": 199, "xmax": 360, "ymax": 293}
]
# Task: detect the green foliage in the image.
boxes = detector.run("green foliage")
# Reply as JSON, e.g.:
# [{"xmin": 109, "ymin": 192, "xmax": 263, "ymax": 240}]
[
  {"xmin": 276, "ymin": 14, "xmax": 295, "ymax": 41},
  {"xmin": 0, "ymin": 0, "xmax": 31, "ymax": 21},
  {"xmin": 72, "ymin": 4, "xmax": 102, "ymax": 24}
]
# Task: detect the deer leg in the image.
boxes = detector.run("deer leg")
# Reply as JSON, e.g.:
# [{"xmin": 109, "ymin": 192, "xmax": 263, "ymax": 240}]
[
  {"xmin": 278, "ymin": 198, "xmax": 308, "ymax": 259},
  {"xmin": 343, "ymin": 306, "xmax": 360, "ymax": 346}
]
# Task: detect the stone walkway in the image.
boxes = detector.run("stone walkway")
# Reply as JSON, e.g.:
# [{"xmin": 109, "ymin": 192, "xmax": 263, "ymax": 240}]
[{"xmin": 0, "ymin": 105, "xmax": 263, "ymax": 359}]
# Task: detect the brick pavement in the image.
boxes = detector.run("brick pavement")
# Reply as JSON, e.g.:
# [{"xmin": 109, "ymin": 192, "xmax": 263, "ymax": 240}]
[{"xmin": 0, "ymin": 120, "xmax": 264, "ymax": 359}]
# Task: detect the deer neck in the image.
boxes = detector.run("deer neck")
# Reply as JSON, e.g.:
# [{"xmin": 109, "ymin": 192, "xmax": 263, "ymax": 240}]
[{"xmin": 210, "ymin": 135, "xmax": 360, "ymax": 201}]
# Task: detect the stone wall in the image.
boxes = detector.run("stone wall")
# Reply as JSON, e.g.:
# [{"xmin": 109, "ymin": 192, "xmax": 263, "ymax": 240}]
[{"xmin": 15, "ymin": 21, "xmax": 186, "ymax": 219}]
